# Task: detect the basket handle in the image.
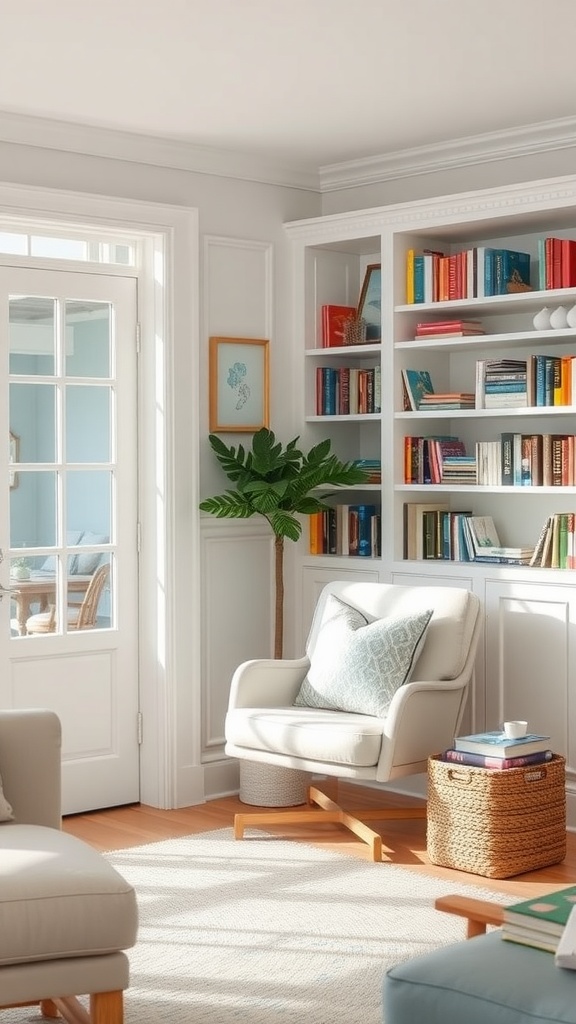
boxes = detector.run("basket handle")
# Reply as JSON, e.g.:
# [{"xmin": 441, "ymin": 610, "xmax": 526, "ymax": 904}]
[{"xmin": 446, "ymin": 769, "xmax": 474, "ymax": 785}]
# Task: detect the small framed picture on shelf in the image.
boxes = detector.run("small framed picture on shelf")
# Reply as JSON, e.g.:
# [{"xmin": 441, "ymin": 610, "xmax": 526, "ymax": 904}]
[
  {"xmin": 358, "ymin": 264, "xmax": 381, "ymax": 342},
  {"xmin": 209, "ymin": 336, "xmax": 270, "ymax": 433}
]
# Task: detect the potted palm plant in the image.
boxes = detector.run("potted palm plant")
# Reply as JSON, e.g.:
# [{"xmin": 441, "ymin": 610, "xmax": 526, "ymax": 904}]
[
  {"xmin": 200, "ymin": 428, "xmax": 370, "ymax": 806},
  {"xmin": 199, "ymin": 427, "xmax": 369, "ymax": 659}
]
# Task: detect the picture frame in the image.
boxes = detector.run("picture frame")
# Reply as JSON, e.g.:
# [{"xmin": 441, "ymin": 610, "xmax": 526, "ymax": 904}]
[
  {"xmin": 209, "ymin": 337, "xmax": 270, "ymax": 433},
  {"xmin": 9, "ymin": 431, "xmax": 19, "ymax": 489},
  {"xmin": 357, "ymin": 264, "xmax": 382, "ymax": 342}
]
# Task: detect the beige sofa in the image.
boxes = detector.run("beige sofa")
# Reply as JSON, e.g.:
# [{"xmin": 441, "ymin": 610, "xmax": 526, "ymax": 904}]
[{"xmin": 0, "ymin": 708, "xmax": 138, "ymax": 1024}]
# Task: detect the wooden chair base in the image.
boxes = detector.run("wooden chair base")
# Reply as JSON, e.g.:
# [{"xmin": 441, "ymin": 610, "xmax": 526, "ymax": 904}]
[
  {"xmin": 234, "ymin": 783, "xmax": 427, "ymax": 862},
  {"xmin": 1, "ymin": 991, "xmax": 124, "ymax": 1024},
  {"xmin": 435, "ymin": 894, "xmax": 505, "ymax": 938}
]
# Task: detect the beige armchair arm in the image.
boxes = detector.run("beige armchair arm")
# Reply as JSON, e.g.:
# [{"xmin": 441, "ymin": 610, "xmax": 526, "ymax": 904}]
[{"xmin": 0, "ymin": 708, "xmax": 61, "ymax": 828}]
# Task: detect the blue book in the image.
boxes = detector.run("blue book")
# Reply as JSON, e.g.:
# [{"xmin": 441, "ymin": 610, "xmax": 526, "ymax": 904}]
[
  {"xmin": 454, "ymin": 731, "xmax": 551, "ymax": 757},
  {"xmin": 321, "ymin": 367, "xmax": 338, "ymax": 415},
  {"xmin": 492, "ymin": 249, "xmax": 531, "ymax": 295},
  {"xmin": 413, "ymin": 256, "xmax": 425, "ymax": 303}
]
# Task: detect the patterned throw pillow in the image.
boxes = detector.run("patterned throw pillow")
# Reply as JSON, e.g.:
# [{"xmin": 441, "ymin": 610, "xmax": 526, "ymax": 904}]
[
  {"xmin": 294, "ymin": 594, "xmax": 432, "ymax": 717},
  {"xmin": 0, "ymin": 771, "xmax": 14, "ymax": 822}
]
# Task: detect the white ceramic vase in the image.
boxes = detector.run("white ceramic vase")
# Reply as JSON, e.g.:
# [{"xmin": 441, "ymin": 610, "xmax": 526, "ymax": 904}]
[
  {"xmin": 549, "ymin": 305, "xmax": 569, "ymax": 330},
  {"xmin": 566, "ymin": 303, "xmax": 576, "ymax": 329},
  {"xmin": 532, "ymin": 306, "xmax": 551, "ymax": 331}
]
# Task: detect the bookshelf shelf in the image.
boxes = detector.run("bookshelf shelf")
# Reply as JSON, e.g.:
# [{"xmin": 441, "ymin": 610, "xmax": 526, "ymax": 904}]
[{"xmin": 396, "ymin": 327, "xmax": 576, "ymax": 353}]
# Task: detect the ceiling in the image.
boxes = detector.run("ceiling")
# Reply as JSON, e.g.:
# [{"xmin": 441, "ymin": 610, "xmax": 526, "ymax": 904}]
[{"xmin": 2, "ymin": 0, "xmax": 576, "ymax": 177}]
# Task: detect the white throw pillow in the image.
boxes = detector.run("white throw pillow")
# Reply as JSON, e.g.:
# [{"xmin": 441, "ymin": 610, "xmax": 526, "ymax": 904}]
[
  {"xmin": 72, "ymin": 532, "xmax": 108, "ymax": 575},
  {"xmin": 40, "ymin": 530, "xmax": 84, "ymax": 573},
  {"xmin": 294, "ymin": 594, "xmax": 432, "ymax": 717},
  {"xmin": 0, "ymin": 771, "xmax": 14, "ymax": 822}
]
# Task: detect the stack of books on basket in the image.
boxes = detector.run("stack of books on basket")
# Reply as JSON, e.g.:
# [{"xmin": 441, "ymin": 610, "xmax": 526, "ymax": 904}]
[
  {"xmin": 441, "ymin": 729, "xmax": 552, "ymax": 769},
  {"xmin": 501, "ymin": 886, "xmax": 576, "ymax": 965}
]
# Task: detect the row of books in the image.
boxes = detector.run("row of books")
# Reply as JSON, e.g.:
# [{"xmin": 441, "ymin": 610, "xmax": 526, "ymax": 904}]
[
  {"xmin": 403, "ymin": 505, "xmax": 533, "ymax": 563},
  {"xmin": 316, "ymin": 365, "xmax": 381, "ymax": 415},
  {"xmin": 404, "ymin": 432, "xmax": 576, "ymax": 488},
  {"xmin": 309, "ymin": 505, "xmax": 381, "ymax": 557},
  {"xmin": 537, "ymin": 236, "xmax": 576, "ymax": 291},
  {"xmin": 476, "ymin": 355, "xmax": 576, "ymax": 409},
  {"xmin": 404, "ymin": 357, "xmax": 576, "ymax": 413},
  {"xmin": 404, "ymin": 435, "xmax": 474, "ymax": 485},
  {"xmin": 405, "ymin": 246, "xmax": 532, "ymax": 303},
  {"xmin": 530, "ymin": 512, "xmax": 576, "ymax": 569}
]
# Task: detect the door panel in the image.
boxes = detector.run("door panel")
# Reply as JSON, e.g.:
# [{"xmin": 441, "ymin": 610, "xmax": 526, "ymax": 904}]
[{"xmin": 0, "ymin": 266, "xmax": 139, "ymax": 813}]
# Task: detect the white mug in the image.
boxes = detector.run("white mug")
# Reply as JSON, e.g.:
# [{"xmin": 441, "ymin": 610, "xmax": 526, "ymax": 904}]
[{"xmin": 503, "ymin": 720, "xmax": 528, "ymax": 739}]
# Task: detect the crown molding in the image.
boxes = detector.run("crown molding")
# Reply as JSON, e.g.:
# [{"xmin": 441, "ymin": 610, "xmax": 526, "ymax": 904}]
[
  {"xmin": 319, "ymin": 116, "xmax": 576, "ymax": 192},
  {"xmin": 1, "ymin": 109, "xmax": 576, "ymax": 197},
  {"xmin": 0, "ymin": 111, "xmax": 321, "ymax": 193}
]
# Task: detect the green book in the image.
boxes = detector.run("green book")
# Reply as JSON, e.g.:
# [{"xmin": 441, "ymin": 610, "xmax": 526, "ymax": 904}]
[{"xmin": 503, "ymin": 886, "xmax": 576, "ymax": 937}]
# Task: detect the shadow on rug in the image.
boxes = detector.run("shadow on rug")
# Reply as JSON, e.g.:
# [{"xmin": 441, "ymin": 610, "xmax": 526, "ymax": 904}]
[{"xmin": 3, "ymin": 828, "xmax": 509, "ymax": 1024}]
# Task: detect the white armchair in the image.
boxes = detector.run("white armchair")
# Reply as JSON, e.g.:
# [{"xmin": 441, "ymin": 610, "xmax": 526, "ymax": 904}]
[{"xmin": 225, "ymin": 580, "xmax": 482, "ymax": 860}]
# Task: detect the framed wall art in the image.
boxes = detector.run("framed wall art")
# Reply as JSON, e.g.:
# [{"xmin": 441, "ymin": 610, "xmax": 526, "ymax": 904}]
[
  {"xmin": 209, "ymin": 336, "xmax": 270, "ymax": 433},
  {"xmin": 357, "ymin": 264, "xmax": 381, "ymax": 342}
]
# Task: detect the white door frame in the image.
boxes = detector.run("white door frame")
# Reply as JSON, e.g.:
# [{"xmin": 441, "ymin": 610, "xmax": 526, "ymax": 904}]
[{"xmin": 0, "ymin": 181, "xmax": 203, "ymax": 809}]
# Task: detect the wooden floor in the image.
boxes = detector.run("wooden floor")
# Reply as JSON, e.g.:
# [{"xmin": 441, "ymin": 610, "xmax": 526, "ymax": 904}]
[{"xmin": 63, "ymin": 780, "xmax": 576, "ymax": 901}]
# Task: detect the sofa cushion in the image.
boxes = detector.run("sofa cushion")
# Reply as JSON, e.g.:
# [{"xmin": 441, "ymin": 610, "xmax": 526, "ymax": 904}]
[
  {"xmin": 384, "ymin": 930, "xmax": 576, "ymax": 1024},
  {"xmin": 294, "ymin": 593, "xmax": 432, "ymax": 716},
  {"xmin": 0, "ymin": 770, "xmax": 13, "ymax": 821},
  {"xmin": 226, "ymin": 706, "xmax": 383, "ymax": 767},
  {"xmin": 0, "ymin": 824, "xmax": 138, "ymax": 965}
]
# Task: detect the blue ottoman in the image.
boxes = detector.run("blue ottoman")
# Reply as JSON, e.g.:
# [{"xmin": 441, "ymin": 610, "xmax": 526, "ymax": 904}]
[{"xmin": 383, "ymin": 930, "xmax": 576, "ymax": 1024}]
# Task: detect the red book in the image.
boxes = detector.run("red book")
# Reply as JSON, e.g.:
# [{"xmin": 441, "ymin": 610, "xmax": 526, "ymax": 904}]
[
  {"xmin": 561, "ymin": 239, "xmax": 576, "ymax": 288},
  {"xmin": 416, "ymin": 319, "xmax": 482, "ymax": 332},
  {"xmin": 321, "ymin": 304, "xmax": 356, "ymax": 347}
]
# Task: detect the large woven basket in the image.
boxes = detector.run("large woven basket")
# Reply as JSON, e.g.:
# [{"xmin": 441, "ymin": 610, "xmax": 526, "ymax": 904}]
[{"xmin": 427, "ymin": 754, "xmax": 566, "ymax": 878}]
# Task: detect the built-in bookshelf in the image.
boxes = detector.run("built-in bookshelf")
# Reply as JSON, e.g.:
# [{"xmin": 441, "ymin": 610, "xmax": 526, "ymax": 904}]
[{"xmin": 285, "ymin": 176, "xmax": 576, "ymax": 826}]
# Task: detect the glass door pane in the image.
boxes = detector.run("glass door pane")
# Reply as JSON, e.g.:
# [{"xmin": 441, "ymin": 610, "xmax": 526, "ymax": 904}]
[{"xmin": 9, "ymin": 294, "xmax": 114, "ymax": 636}]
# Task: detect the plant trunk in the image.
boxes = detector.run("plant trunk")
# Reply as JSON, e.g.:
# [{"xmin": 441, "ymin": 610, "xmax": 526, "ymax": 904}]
[{"xmin": 274, "ymin": 534, "xmax": 284, "ymax": 659}]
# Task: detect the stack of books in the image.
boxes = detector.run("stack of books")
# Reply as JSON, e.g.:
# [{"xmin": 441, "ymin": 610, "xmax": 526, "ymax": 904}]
[
  {"xmin": 442, "ymin": 729, "xmax": 552, "ymax": 769},
  {"xmin": 476, "ymin": 358, "xmax": 528, "ymax": 410},
  {"xmin": 414, "ymin": 318, "xmax": 485, "ymax": 339},
  {"xmin": 351, "ymin": 458, "xmax": 381, "ymax": 484},
  {"xmin": 502, "ymin": 885, "xmax": 576, "ymax": 953}
]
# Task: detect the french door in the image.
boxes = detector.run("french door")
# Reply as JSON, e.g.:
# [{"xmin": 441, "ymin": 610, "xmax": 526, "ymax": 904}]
[{"xmin": 0, "ymin": 265, "xmax": 140, "ymax": 813}]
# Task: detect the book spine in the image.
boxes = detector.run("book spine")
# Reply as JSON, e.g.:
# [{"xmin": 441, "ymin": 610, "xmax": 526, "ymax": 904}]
[
  {"xmin": 406, "ymin": 249, "xmax": 415, "ymax": 303},
  {"xmin": 500, "ymin": 432, "xmax": 514, "ymax": 486},
  {"xmin": 413, "ymin": 255, "xmax": 424, "ymax": 303}
]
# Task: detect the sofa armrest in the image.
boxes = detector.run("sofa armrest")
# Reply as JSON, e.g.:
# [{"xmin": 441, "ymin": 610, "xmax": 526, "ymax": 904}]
[
  {"xmin": 228, "ymin": 657, "xmax": 310, "ymax": 709},
  {"xmin": 0, "ymin": 708, "xmax": 62, "ymax": 828}
]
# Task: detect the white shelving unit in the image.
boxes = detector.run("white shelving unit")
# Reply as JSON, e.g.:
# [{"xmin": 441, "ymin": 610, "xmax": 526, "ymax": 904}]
[{"xmin": 285, "ymin": 175, "xmax": 576, "ymax": 825}]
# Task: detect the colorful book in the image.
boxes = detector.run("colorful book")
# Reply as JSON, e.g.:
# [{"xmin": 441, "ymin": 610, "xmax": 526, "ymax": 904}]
[
  {"xmin": 320, "ymin": 305, "xmax": 357, "ymax": 348},
  {"xmin": 441, "ymin": 748, "xmax": 553, "ymax": 770},
  {"xmin": 503, "ymin": 886, "xmax": 576, "ymax": 938},
  {"xmin": 401, "ymin": 369, "xmax": 434, "ymax": 411},
  {"xmin": 465, "ymin": 515, "xmax": 501, "ymax": 555},
  {"xmin": 453, "ymin": 731, "xmax": 552, "ymax": 757},
  {"xmin": 492, "ymin": 249, "xmax": 531, "ymax": 294}
]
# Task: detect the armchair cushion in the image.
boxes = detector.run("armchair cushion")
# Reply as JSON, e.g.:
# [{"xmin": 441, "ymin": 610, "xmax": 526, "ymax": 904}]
[
  {"xmin": 0, "ymin": 771, "xmax": 14, "ymax": 822},
  {"xmin": 294, "ymin": 594, "xmax": 432, "ymax": 717}
]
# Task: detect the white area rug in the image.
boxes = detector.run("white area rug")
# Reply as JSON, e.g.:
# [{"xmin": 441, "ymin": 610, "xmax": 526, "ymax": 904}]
[{"xmin": 5, "ymin": 828, "xmax": 510, "ymax": 1024}]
